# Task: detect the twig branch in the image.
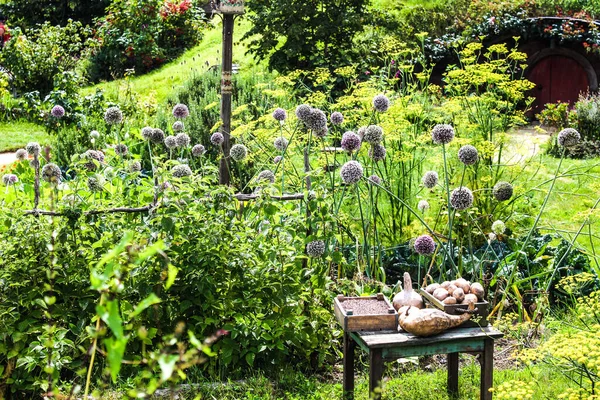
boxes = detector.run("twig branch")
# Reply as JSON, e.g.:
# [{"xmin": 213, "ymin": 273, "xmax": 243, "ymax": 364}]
[
  {"xmin": 24, "ymin": 205, "xmax": 153, "ymax": 217},
  {"xmin": 233, "ymin": 193, "xmax": 305, "ymax": 201}
]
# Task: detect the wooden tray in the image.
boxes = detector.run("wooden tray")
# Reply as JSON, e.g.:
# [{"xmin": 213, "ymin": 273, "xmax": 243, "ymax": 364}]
[
  {"xmin": 334, "ymin": 293, "xmax": 398, "ymax": 332},
  {"xmin": 419, "ymin": 289, "xmax": 489, "ymax": 328}
]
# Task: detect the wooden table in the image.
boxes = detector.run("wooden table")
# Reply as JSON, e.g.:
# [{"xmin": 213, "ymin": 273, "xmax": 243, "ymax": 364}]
[{"xmin": 343, "ymin": 326, "xmax": 504, "ymax": 400}]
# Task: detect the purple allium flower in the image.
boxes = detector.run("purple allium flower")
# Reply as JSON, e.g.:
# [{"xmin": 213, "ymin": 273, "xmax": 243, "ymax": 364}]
[
  {"xmin": 192, "ymin": 144, "xmax": 206, "ymax": 157},
  {"xmin": 458, "ymin": 145, "xmax": 479, "ymax": 165},
  {"xmin": 26, "ymin": 142, "xmax": 41, "ymax": 156},
  {"xmin": 557, "ymin": 128, "xmax": 581, "ymax": 147},
  {"xmin": 431, "ymin": 124, "xmax": 455, "ymax": 145},
  {"xmin": 417, "ymin": 200, "xmax": 430, "ymax": 212},
  {"xmin": 159, "ymin": 181, "xmax": 171, "ymax": 192},
  {"xmin": 373, "ymin": 94, "xmax": 390, "ymax": 112},
  {"xmin": 164, "ymin": 136, "xmax": 178, "ymax": 149},
  {"xmin": 295, "ymin": 104, "xmax": 312, "ymax": 122},
  {"xmin": 273, "ymin": 155, "xmax": 282, "ymax": 164},
  {"xmin": 257, "ymin": 170, "xmax": 275, "ymax": 183},
  {"xmin": 491, "ymin": 220, "xmax": 506, "ymax": 234},
  {"xmin": 15, "ymin": 149, "xmax": 27, "ymax": 160},
  {"xmin": 114, "ymin": 144, "xmax": 128, "ymax": 156},
  {"xmin": 51, "ymin": 105, "xmax": 65, "ymax": 118},
  {"xmin": 272, "ymin": 108, "xmax": 287, "ymax": 122},
  {"xmin": 368, "ymin": 175, "xmax": 381, "ymax": 185},
  {"xmin": 274, "ymin": 136, "xmax": 289, "ymax": 152},
  {"xmin": 306, "ymin": 240, "xmax": 326, "ymax": 258},
  {"xmin": 172, "ymin": 164, "xmax": 192, "ymax": 178},
  {"xmin": 175, "ymin": 132, "xmax": 191, "ymax": 147},
  {"xmin": 141, "ymin": 127, "xmax": 154, "ymax": 140},
  {"xmin": 340, "ymin": 160, "xmax": 363, "ymax": 184},
  {"xmin": 341, "ymin": 131, "xmax": 361, "ymax": 152},
  {"xmin": 493, "ymin": 181, "xmax": 513, "ymax": 201},
  {"xmin": 210, "ymin": 132, "xmax": 224, "ymax": 146},
  {"xmin": 414, "ymin": 235, "xmax": 436, "ymax": 255},
  {"xmin": 230, "ymin": 144, "xmax": 248, "ymax": 161},
  {"xmin": 104, "ymin": 106, "xmax": 123, "ymax": 125},
  {"xmin": 450, "ymin": 186, "xmax": 474, "ymax": 210},
  {"xmin": 129, "ymin": 161, "xmax": 142, "ymax": 172},
  {"xmin": 422, "ymin": 171, "xmax": 439, "ymax": 189},
  {"xmin": 151, "ymin": 128, "xmax": 165, "ymax": 143},
  {"xmin": 314, "ymin": 127, "xmax": 328, "ymax": 138},
  {"xmin": 90, "ymin": 130, "xmax": 100, "ymax": 139},
  {"xmin": 363, "ymin": 125, "xmax": 383, "ymax": 144},
  {"xmin": 2, "ymin": 174, "xmax": 18, "ymax": 185},
  {"xmin": 82, "ymin": 149, "xmax": 105, "ymax": 170},
  {"xmin": 305, "ymin": 108, "xmax": 328, "ymax": 131},
  {"xmin": 330, "ymin": 111, "xmax": 344, "ymax": 125},
  {"xmin": 172, "ymin": 103, "xmax": 190, "ymax": 119},
  {"xmin": 41, "ymin": 163, "xmax": 62, "ymax": 184},
  {"xmin": 357, "ymin": 126, "xmax": 367, "ymax": 140},
  {"xmin": 172, "ymin": 121, "xmax": 184, "ymax": 132},
  {"xmin": 87, "ymin": 175, "xmax": 105, "ymax": 192},
  {"xmin": 369, "ymin": 144, "xmax": 387, "ymax": 161}
]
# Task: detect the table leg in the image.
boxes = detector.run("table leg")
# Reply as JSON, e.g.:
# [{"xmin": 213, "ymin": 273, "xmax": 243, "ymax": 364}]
[
  {"xmin": 480, "ymin": 339, "xmax": 494, "ymax": 400},
  {"xmin": 343, "ymin": 332, "xmax": 356, "ymax": 400},
  {"xmin": 369, "ymin": 348, "xmax": 383, "ymax": 400},
  {"xmin": 447, "ymin": 352, "xmax": 459, "ymax": 398}
]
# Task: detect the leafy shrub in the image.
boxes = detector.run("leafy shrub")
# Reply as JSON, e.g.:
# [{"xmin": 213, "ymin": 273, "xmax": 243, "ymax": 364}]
[{"xmin": 0, "ymin": 0, "xmax": 110, "ymax": 28}]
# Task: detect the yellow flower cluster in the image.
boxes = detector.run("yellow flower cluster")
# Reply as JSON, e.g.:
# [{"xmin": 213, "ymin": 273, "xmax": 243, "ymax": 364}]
[
  {"xmin": 558, "ymin": 388, "xmax": 600, "ymax": 400},
  {"xmin": 558, "ymin": 273, "xmax": 597, "ymax": 295},
  {"xmin": 489, "ymin": 380, "xmax": 534, "ymax": 399}
]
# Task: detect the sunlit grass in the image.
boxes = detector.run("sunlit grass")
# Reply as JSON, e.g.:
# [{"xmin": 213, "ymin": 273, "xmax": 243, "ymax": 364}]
[{"xmin": 0, "ymin": 120, "xmax": 49, "ymax": 152}]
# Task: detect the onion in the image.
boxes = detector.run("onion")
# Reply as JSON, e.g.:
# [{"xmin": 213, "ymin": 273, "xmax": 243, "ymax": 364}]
[{"xmin": 393, "ymin": 272, "xmax": 424, "ymax": 311}]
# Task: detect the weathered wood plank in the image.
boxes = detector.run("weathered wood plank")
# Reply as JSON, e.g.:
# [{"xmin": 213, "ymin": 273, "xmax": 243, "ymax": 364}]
[
  {"xmin": 357, "ymin": 327, "xmax": 503, "ymax": 349},
  {"xmin": 447, "ymin": 352, "xmax": 459, "ymax": 397},
  {"xmin": 369, "ymin": 348, "xmax": 384, "ymax": 400},
  {"xmin": 333, "ymin": 295, "xmax": 398, "ymax": 332},
  {"xmin": 481, "ymin": 339, "xmax": 494, "ymax": 400},
  {"xmin": 381, "ymin": 339, "xmax": 484, "ymax": 361},
  {"xmin": 343, "ymin": 332, "xmax": 355, "ymax": 400}
]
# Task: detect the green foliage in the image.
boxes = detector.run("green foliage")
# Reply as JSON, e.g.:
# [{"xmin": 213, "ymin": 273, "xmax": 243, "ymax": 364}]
[{"xmin": 0, "ymin": 0, "xmax": 110, "ymax": 28}]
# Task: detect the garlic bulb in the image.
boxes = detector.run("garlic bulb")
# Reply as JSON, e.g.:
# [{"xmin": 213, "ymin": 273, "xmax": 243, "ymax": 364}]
[{"xmin": 393, "ymin": 272, "xmax": 424, "ymax": 311}]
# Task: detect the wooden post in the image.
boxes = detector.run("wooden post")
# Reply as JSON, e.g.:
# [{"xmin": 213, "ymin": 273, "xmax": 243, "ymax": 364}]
[
  {"xmin": 343, "ymin": 332, "xmax": 355, "ymax": 400},
  {"xmin": 447, "ymin": 352, "xmax": 459, "ymax": 397},
  {"xmin": 219, "ymin": 13, "xmax": 234, "ymax": 185},
  {"xmin": 481, "ymin": 339, "xmax": 494, "ymax": 400},
  {"xmin": 369, "ymin": 348, "xmax": 383, "ymax": 400}
]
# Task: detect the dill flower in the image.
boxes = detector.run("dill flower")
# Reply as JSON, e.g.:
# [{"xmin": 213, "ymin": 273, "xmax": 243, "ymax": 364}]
[
  {"xmin": 141, "ymin": 126, "xmax": 154, "ymax": 140},
  {"xmin": 210, "ymin": 132, "xmax": 224, "ymax": 146},
  {"xmin": 492, "ymin": 220, "xmax": 506, "ymax": 234},
  {"xmin": 192, "ymin": 144, "xmax": 206, "ymax": 157},
  {"xmin": 422, "ymin": 171, "xmax": 438, "ymax": 189},
  {"xmin": 306, "ymin": 240, "xmax": 326, "ymax": 258},
  {"xmin": 2, "ymin": 174, "xmax": 18, "ymax": 185},
  {"xmin": 341, "ymin": 131, "xmax": 361, "ymax": 152},
  {"xmin": 368, "ymin": 175, "xmax": 381, "ymax": 185},
  {"xmin": 129, "ymin": 161, "xmax": 142, "ymax": 172},
  {"xmin": 175, "ymin": 132, "xmax": 191, "ymax": 147},
  {"xmin": 164, "ymin": 136, "xmax": 178, "ymax": 149},
  {"xmin": 557, "ymin": 128, "xmax": 580, "ymax": 147},
  {"xmin": 172, "ymin": 121, "xmax": 184, "ymax": 132},
  {"xmin": 274, "ymin": 136, "xmax": 289, "ymax": 152},
  {"xmin": 418, "ymin": 200, "xmax": 430, "ymax": 212},
  {"xmin": 340, "ymin": 160, "xmax": 363, "ymax": 184},
  {"xmin": 330, "ymin": 111, "xmax": 344, "ymax": 125},
  {"xmin": 26, "ymin": 142, "xmax": 41, "ymax": 156},
  {"xmin": 51, "ymin": 105, "xmax": 65, "ymax": 118},
  {"xmin": 363, "ymin": 125, "xmax": 383, "ymax": 144},
  {"xmin": 368, "ymin": 144, "xmax": 387, "ymax": 161},
  {"xmin": 15, "ymin": 149, "xmax": 27, "ymax": 160},
  {"xmin": 151, "ymin": 128, "xmax": 165, "ymax": 143},
  {"xmin": 87, "ymin": 175, "xmax": 105, "ymax": 192},
  {"xmin": 257, "ymin": 170, "xmax": 275, "ymax": 183},
  {"xmin": 104, "ymin": 106, "xmax": 123, "ymax": 125},
  {"xmin": 172, "ymin": 103, "xmax": 190, "ymax": 119},
  {"xmin": 414, "ymin": 235, "xmax": 436, "ymax": 255},
  {"xmin": 41, "ymin": 163, "xmax": 62, "ymax": 184},
  {"xmin": 172, "ymin": 164, "xmax": 192, "ymax": 178},
  {"xmin": 493, "ymin": 181, "xmax": 513, "ymax": 201},
  {"xmin": 114, "ymin": 144, "xmax": 128, "ymax": 156},
  {"xmin": 305, "ymin": 108, "xmax": 328, "ymax": 131},
  {"xmin": 230, "ymin": 144, "xmax": 248, "ymax": 161},
  {"xmin": 272, "ymin": 108, "xmax": 287, "ymax": 122},
  {"xmin": 457, "ymin": 145, "xmax": 479, "ymax": 165},
  {"xmin": 373, "ymin": 94, "xmax": 390, "ymax": 112},
  {"xmin": 295, "ymin": 104, "xmax": 312, "ymax": 122},
  {"xmin": 431, "ymin": 124, "xmax": 455, "ymax": 145},
  {"xmin": 450, "ymin": 186, "xmax": 474, "ymax": 210},
  {"xmin": 273, "ymin": 155, "xmax": 282, "ymax": 164}
]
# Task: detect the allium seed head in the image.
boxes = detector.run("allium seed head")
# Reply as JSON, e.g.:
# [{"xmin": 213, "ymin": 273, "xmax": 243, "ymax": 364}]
[
  {"xmin": 210, "ymin": 132, "xmax": 224, "ymax": 146},
  {"xmin": 141, "ymin": 126, "xmax": 154, "ymax": 140},
  {"xmin": 557, "ymin": 128, "xmax": 581, "ymax": 147},
  {"xmin": 90, "ymin": 130, "xmax": 100, "ymax": 139},
  {"xmin": 314, "ymin": 127, "xmax": 328, "ymax": 138},
  {"xmin": 172, "ymin": 121, "xmax": 184, "ymax": 132},
  {"xmin": 368, "ymin": 175, "xmax": 382, "ymax": 185},
  {"xmin": 230, "ymin": 144, "xmax": 248, "ymax": 161},
  {"xmin": 104, "ymin": 106, "xmax": 123, "ymax": 125},
  {"xmin": 26, "ymin": 142, "xmax": 41, "ymax": 156},
  {"xmin": 493, "ymin": 181, "xmax": 513, "ymax": 201},
  {"xmin": 489, "ymin": 233, "xmax": 497, "ymax": 242},
  {"xmin": 175, "ymin": 132, "xmax": 191, "ymax": 147},
  {"xmin": 151, "ymin": 128, "xmax": 165, "ymax": 143},
  {"xmin": 172, "ymin": 164, "xmax": 192, "ymax": 178},
  {"xmin": 450, "ymin": 186, "xmax": 474, "ymax": 210},
  {"xmin": 422, "ymin": 171, "xmax": 439, "ymax": 189},
  {"xmin": 330, "ymin": 111, "xmax": 344, "ymax": 125},
  {"xmin": 373, "ymin": 94, "xmax": 390, "ymax": 112},
  {"xmin": 458, "ymin": 145, "xmax": 479, "ymax": 165},
  {"xmin": 357, "ymin": 126, "xmax": 367, "ymax": 140},
  {"xmin": 306, "ymin": 240, "xmax": 326, "ymax": 258},
  {"xmin": 414, "ymin": 235, "xmax": 436, "ymax": 255},
  {"xmin": 274, "ymin": 136, "xmax": 289, "ymax": 152},
  {"xmin": 295, "ymin": 104, "xmax": 312, "ymax": 122},
  {"xmin": 2, "ymin": 174, "xmax": 18, "ymax": 185},
  {"xmin": 104, "ymin": 167, "xmax": 116, "ymax": 180},
  {"xmin": 418, "ymin": 200, "xmax": 430, "ymax": 212},
  {"xmin": 87, "ymin": 175, "xmax": 105, "ymax": 192},
  {"xmin": 129, "ymin": 161, "xmax": 142, "ymax": 172},
  {"xmin": 164, "ymin": 136, "xmax": 178, "ymax": 149},
  {"xmin": 82, "ymin": 149, "xmax": 105, "ymax": 170},
  {"xmin": 340, "ymin": 160, "xmax": 363, "ymax": 184},
  {"xmin": 41, "ymin": 163, "xmax": 62, "ymax": 184},
  {"xmin": 369, "ymin": 144, "xmax": 387, "ymax": 161},
  {"xmin": 51, "ymin": 105, "xmax": 65, "ymax": 118},
  {"xmin": 172, "ymin": 103, "xmax": 190, "ymax": 119},
  {"xmin": 272, "ymin": 108, "xmax": 287, "ymax": 121},
  {"xmin": 192, "ymin": 144, "xmax": 206, "ymax": 157},
  {"xmin": 491, "ymin": 220, "xmax": 506, "ymax": 234},
  {"xmin": 114, "ymin": 144, "xmax": 128, "ymax": 156},
  {"xmin": 341, "ymin": 131, "xmax": 361, "ymax": 152},
  {"xmin": 257, "ymin": 170, "xmax": 275, "ymax": 183},
  {"xmin": 363, "ymin": 125, "xmax": 383, "ymax": 144},
  {"xmin": 15, "ymin": 149, "xmax": 27, "ymax": 160},
  {"xmin": 273, "ymin": 155, "xmax": 282, "ymax": 164},
  {"xmin": 431, "ymin": 124, "xmax": 455, "ymax": 145}
]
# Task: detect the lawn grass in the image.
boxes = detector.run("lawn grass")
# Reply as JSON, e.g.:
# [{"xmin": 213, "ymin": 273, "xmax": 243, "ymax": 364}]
[{"xmin": 0, "ymin": 120, "xmax": 49, "ymax": 152}]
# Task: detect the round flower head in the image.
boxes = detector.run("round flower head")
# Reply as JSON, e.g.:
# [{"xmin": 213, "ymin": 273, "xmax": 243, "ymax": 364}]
[
  {"xmin": 90, "ymin": 130, "xmax": 100, "ymax": 139},
  {"xmin": 272, "ymin": 108, "xmax": 287, "ymax": 122},
  {"xmin": 164, "ymin": 136, "xmax": 178, "ymax": 149},
  {"xmin": 210, "ymin": 132, "xmax": 224, "ymax": 146},
  {"xmin": 159, "ymin": 181, "xmax": 171, "ymax": 192},
  {"xmin": 369, "ymin": 144, "xmax": 387, "ymax": 162},
  {"xmin": 192, "ymin": 144, "xmax": 206, "ymax": 157},
  {"xmin": 172, "ymin": 121, "xmax": 184, "ymax": 132},
  {"xmin": 114, "ymin": 144, "xmax": 128, "ymax": 156},
  {"xmin": 314, "ymin": 127, "xmax": 328, "ymax": 139},
  {"xmin": 489, "ymin": 233, "xmax": 497, "ymax": 242},
  {"xmin": 422, "ymin": 171, "xmax": 439, "ymax": 189},
  {"xmin": 295, "ymin": 104, "xmax": 312, "ymax": 122},
  {"xmin": 51, "ymin": 105, "xmax": 65, "ymax": 118},
  {"xmin": 417, "ymin": 200, "xmax": 430, "ymax": 212},
  {"xmin": 172, "ymin": 103, "xmax": 190, "ymax": 119},
  {"xmin": 368, "ymin": 175, "xmax": 381, "ymax": 185},
  {"xmin": 273, "ymin": 155, "xmax": 282, "ymax": 164},
  {"xmin": 306, "ymin": 240, "xmax": 326, "ymax": 258},
  {"xmin": 104, "ymin": 106, "xmax": 123, "ymax": 125},
  {"xmin": 82, "ymin": 149, "xmax": 105, "ymax": 170},
  {"xmin": 305, "ymin": 108, "xmax": 328, "ymax": 131},
  {"xmin": 15, "ymin": 149, "xmax": 27, "ymax": 160},
  {"xmin": 26, "ymin": 142, "xmax": 41, "ymax": 156},
  {"xmin": 62, "ymin": 194, "xmax": 82, "ymax": 207},
  {"xmin": 341, "ymin": 131, "xmax": 361, "ymax": 152},
  {"xmin": 450, "ymin": 186, "xmax": 474, "ymax": 210},
  {"xmin": 151, "ymin": 128, "xmax": 165, "ymax": 143},
  {"xmin": 357, "ymin": 126, "xmax": 367, "ymax": 140},
  {"xmin": 141, "ymin": 127, "xmax": 154, "ymax": 140},
  {"xmin": 87, "ymin": 175, "xmax": 105, "ymax": 192},
  {"xmin": 175, "ymin": 132, "xmax": 191, "ymax": 148},
  {"xmin": 340, "ymin": 160, "xmax": 363, "ymax": 184},
  {"xmin": 373, "ymin": 94, "xmax": 390, "ymax": 112},
  {"xmin": 458, "ymin": 145, "xmax": 479, "ymax": 165},
  {"xmin": 257, "ymin": 170, "xmax": 275, "ymax": 183},
  {"xmin": 431, "ymin": 124, "xmax": 455, "ymax": 145},
  {"xmin": 172, "ymin": 164, "xmax": 192, "ymax": 178},
  {"xmin": 274, "ymin": 136, "xmax": 289, "ymax": 152},
  {"xmin": 363, "ymin": 125, "xmax": 383, "ymax": 144},
  {"xmin": 41, "ymin": 163, "xmax": 62, "ymax": 184},
  {"xmin": 414, "ymin": 235, "xmax": 436, "ymax": 255},
  {"xmin": 104, "ymin": 167, "xmax": 116, "ymax": 180},
  {"xmin": 491, "ymin": 220, "xmax": 506, "ymax": 234},
  {"xmin": 2, "ymin": 174, "xmax": 18, "ymax": 185},
  {"xmin": 230, "ymin": 144, "xmax": 248, "ymax": 161},
  {"xmin": 557, "ymin": 128, "xmax": 581, "ymax": 147},
  {"xmin": 493, "ymin": 181, "xmax": 513, "ymax": 201},
  {"xmin": 330, "ymin": 111, "xmax": 344, "ymax": 125},
  {"xmin": 129, "ymin": 161, "xmax": 142, "ymax": 172}
]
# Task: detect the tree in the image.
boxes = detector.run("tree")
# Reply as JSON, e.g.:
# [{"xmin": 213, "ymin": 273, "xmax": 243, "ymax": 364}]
[{"xmin": 244, "ymin": 0, "xmax": 368, "ymax": 72}]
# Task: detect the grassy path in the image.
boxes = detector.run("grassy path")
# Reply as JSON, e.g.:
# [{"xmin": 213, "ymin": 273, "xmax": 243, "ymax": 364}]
[{"xmin": 0, "ymin": 121, "xmax": 49, "ymax": 152}]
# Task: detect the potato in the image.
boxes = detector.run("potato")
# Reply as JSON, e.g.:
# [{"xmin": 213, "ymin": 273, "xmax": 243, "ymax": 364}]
[
  {"xmin": 455, "ymin": 278, "xmax": 470, "ymax": 294},
  {"xmin": 443, "ymin": 296, "xmax": 457, "ymax": 305},
  {"xmin": 425, "ymin": 283, "xmax": 440, "ymax": 294},
  {"xmin": 440, "ymin": 281, "xmax": 451, "ymax": 289},
  {"xmin": 433, "ymin": 287, "xmax": 449, "ymax": 301},
  {"xmin": 463, "ymin": 293, "xmax": 478, "ymax": 304},
  {"xmin": 452, "ymin": 287, "xmax": 465, "ymax": 303},
  {"xmin": 470, "ymin": 282, "xmax": 485, "ymax": 301},
  {"xmin": 447, "ymin": 284, "xmax": 458, "ymax": 296}
]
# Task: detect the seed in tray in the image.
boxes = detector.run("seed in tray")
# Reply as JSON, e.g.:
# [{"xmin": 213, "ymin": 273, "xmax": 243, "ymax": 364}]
[{"xmin": 341, "ymin": 299, "xmax": 390, "ymax": 315}]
